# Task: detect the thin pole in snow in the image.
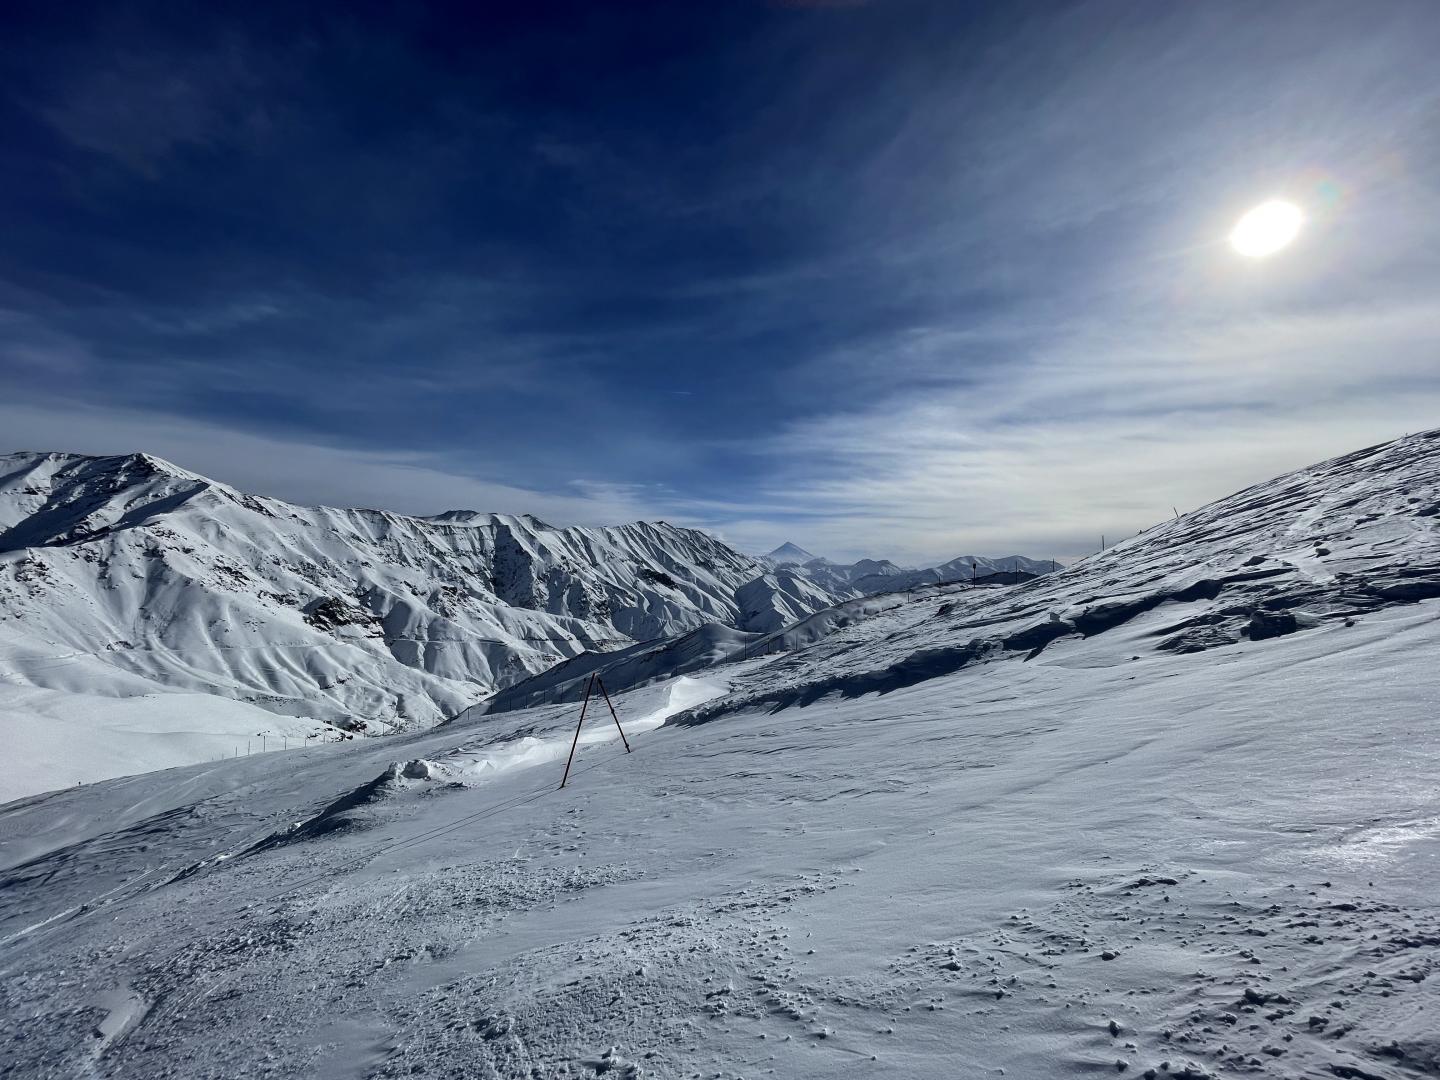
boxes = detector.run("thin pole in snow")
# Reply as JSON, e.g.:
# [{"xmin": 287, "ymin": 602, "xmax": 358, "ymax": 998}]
[
  {"xmin": 560, "ymin": 674, "xmax": 595, "ymax": 789},
  {"xmin": 1101, "ymin": 534, "xmax": 1106, "ymax": 552},
  {"xmin": 1172, "ymin": 506, "xmax": 1180, "ymax": 521},
  {"xmin": 247, "ymin": 739, "xmax": 251, "ymax": 756},
  {"xmin": 594, "ymin": 676, "xmax": 631, "ymax": 753}
]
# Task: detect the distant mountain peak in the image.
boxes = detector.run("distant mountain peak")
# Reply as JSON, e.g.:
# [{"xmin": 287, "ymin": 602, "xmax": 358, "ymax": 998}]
[{"xmin": 764, "ymin": 541, "xmax": 820, "ymax": 565}]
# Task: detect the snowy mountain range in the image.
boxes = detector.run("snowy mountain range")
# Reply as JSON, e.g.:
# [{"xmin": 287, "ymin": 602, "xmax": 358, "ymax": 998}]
[
  {"xmin": 3, "ymin": 429, "xmax": 1437, "ymax": 1080},
  {"xmin": 762, "ymin": 541, "xmax": 1058, "ymax": 592},
  {"xmin": 0, "ymin": 450, "xmax": 1062, "ymax": 795},
  {"xmin": 0, "ymin": 452, "xmax": 797, "ymax": 730}
]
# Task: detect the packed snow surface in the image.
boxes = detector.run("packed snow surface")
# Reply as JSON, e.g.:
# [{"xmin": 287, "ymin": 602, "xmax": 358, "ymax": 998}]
[{"xmin": 2, "ymin": 430, "xmax": 1439, "ymax": 1078}]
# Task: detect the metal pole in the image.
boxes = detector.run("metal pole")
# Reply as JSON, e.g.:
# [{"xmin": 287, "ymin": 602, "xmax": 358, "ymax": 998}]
[
  {"xmin": 594, "ymin": 676, "xmax": 631, "ymax": 753},
  {"xmin": 560, "ymin": 674, "xmax": 595, "ymax": 789}
]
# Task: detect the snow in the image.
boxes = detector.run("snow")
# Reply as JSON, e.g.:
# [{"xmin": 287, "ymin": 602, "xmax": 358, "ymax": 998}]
[
  {"xmin": 477, "ymin": 623, "xmax": 761, "ymax": 715},
  {"xmin": 3, "ymin": 604, "xmax": 1438, "ymax": 1078},
  {"xmin": 0, "ymin": 685, "xmax": 348, "ymax": 804},
  {"xmin": 786, "ymin": 551, "xmax": 1061, "ymax": 597},
  {"xmin": 0, "ymin": 450, "xmax": 1066, "ymax": 799},
  {"xmin": 439, "ymin": 676, "xmax": 730, "ymax": 784},
  {"xmin": 2, "ymin": 430, "xmax": 1439, "ymax": 1078},
  {"xmin": 0, "ymin": 451, "xmax": 856, "ymax": 795}
]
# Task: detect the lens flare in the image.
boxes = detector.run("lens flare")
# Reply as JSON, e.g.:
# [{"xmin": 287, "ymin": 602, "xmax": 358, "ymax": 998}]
[{"xmin": 1229, "ymin": 200, "xmax": 1304, "ymax": 258}]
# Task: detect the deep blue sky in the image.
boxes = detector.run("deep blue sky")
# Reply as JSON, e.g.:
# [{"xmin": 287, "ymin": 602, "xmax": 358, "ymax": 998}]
[{"xmin": 4, "ymin": 0, "xmax": 1440, "ymax": 562}]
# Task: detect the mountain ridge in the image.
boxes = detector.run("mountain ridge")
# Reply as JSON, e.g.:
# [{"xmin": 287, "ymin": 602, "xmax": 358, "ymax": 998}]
[{"xmin": 0, "ymin": 450, "xmax": 836, "ymax": 752}]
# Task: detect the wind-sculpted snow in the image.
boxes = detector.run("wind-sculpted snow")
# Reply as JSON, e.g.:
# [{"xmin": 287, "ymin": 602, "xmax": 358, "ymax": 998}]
[{"xmin": 0, "ymin": 451, "xmax": 848, "ymax": 789}]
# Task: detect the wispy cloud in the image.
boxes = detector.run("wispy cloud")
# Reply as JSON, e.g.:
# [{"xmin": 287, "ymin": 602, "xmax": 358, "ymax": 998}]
[
  {"xmin": 736, "ymin": 295, "xmax": 1440, "ymax": 564},
  {"xmin": 2, "ymin": 2, "xmax": 1438, "ymax": 569},
  {"xmin": 36, "ymin": 38, "xmax": 272, "ymax": 175}
]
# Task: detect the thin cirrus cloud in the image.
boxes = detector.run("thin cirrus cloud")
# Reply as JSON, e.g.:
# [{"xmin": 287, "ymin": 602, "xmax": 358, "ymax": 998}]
[
  {"xmin": 739, "ymin": 290, "xmax": 1440, "ymax": 565},
  {"xmin": 1, "ymin": 2, "xmax": 1439, "ymax": 566}
]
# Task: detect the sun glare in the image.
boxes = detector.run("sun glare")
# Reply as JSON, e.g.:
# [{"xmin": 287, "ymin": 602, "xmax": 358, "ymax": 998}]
[{"xmin": 1229, "ymin": 199, "xmax": 1304, "ymax": 258}]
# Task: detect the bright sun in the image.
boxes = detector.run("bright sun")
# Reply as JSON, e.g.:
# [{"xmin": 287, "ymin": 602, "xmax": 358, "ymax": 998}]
[{"xmin": 1229, "ymin": 199, "xmax": 1304, "ymax": 258}]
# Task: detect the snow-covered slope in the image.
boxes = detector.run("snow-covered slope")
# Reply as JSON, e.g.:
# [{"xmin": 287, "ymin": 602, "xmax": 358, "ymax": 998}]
[
  {"xmin": 0, "ymin": 452, "xmax": 843, "ymax": 753},
  {"xmin": 843, "ymin": 552, "xmax": 1058, "ymax": 594},
  {"xmin": 477, "ymin": 590, "xmax": 917, "ymax": 716},
  {"xmin": 2, "ymin": 430, "xmax": 1439, "ymax": 1080},
  {"xmin": 686, "ymin": 431, "xmax": 1440, "ymax": 721},
  {"xmin": 733, "ymin": 565, "xmax": 842, "ymax": 634},
  {"xmin": 934, "ymin": 553, "xmax": 1059, "ymax": 579},
  {"xmin": 781, "ymin": 551, "xmax": 1060, "ymax": 598},
  {"xmin": 475, "ymin": 621, "xmax": 763, "ymax": 715}
]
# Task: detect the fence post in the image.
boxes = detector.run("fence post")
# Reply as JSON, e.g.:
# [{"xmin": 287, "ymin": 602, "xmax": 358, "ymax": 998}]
[
  {"xmin": 560, "ymin": 674, "xmax": 596, "ymax": 789},
  {"xmin": 594, "ymin": 676, "xmax": 631, "ymax": 753}
]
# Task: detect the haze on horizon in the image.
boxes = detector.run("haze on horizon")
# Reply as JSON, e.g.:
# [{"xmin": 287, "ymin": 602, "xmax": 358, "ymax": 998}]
[{"xmin": 3, "ymin": 0, "xmax": 1439, "ymax": 566}]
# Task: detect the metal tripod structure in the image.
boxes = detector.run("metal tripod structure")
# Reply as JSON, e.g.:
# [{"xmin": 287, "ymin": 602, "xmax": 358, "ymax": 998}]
[{"xmin": 559, "ymin": 672, "xmax": 631, "ymax": 789}]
